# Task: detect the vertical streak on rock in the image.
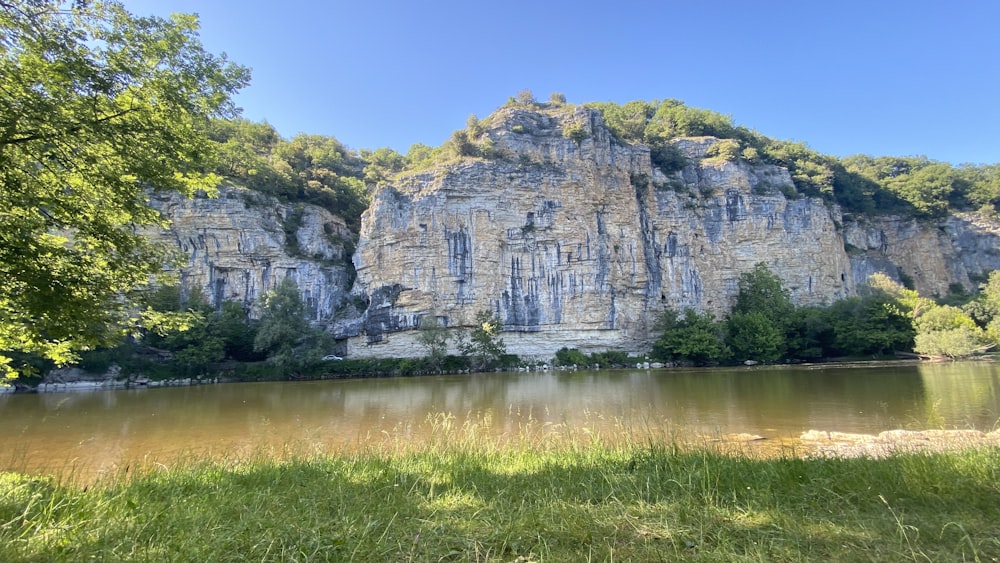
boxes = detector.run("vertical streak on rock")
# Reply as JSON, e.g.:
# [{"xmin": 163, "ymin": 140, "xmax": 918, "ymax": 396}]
[
  {"xmin": 445, "ymin": 227, "xmax": 473, "ymax": 304},
  {"xmin": 607, "ymin": 287, "xmax": 617, "ymax": 329},
  {"xmin": 634, "ymin": 176, "xmax": 662, "ymax": 309},
  {"xmin": 594, "ymin": 208, "xmax": 610, "ymax": 293}
]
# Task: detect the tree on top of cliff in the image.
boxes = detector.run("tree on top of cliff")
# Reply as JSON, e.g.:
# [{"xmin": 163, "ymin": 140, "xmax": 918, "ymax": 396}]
[
  {"xmin": 207, "ymin": 121, "xmax": 371, "ymax": 233},
  {"xmin": 583, "ymin": 99, "xmax": 1000, "ymax": 218},
  {"xmin": 0, "ymin": 0, "xmax": 249, "ymax": 379}
]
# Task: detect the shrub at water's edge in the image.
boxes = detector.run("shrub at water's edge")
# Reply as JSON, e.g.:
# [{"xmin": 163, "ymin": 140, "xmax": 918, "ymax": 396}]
[
  {"xmin": 16, "ymin": 266, "xmax": 998, "ymax": 388},
  {"xmin": 651, "ymin": 265, "xmax": 1000, "ymax": 365}
]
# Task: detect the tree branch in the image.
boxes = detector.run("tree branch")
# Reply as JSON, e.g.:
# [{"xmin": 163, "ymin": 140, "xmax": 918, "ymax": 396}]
[{"xmin": 0, "ymin": 107, "xmax": 140, "ymax": 147}]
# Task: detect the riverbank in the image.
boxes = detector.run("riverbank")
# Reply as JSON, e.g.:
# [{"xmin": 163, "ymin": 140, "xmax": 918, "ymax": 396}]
[
  {"xmin": 2, "ymin": 439, "xmax": 998, "ymax": 561},
  {"xmin": 801, "ymin": 428, "xmax": 1000, "ymax": 458},
  {"xmin": 8, "ymin": 354, "xmax": 965, "ymax": 394}
]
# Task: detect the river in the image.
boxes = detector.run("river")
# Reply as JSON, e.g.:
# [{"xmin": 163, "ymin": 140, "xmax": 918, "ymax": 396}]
[{"xmin": 2, "ymin": 361, "xmax": 999, "ymax": 481}]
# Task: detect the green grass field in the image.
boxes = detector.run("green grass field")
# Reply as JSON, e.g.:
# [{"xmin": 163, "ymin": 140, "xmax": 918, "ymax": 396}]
[{"xmin": 2, "ymin": 421, "xmax": 998, "ymax": 562}]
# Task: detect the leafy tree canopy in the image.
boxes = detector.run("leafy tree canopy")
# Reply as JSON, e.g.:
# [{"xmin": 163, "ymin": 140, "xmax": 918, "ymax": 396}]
[
  {"xmin": 417, "ymin": 314, "xmax": 449, "ymax": 370},
  {"xmin": 0, "ymin": 0, "xmax": 249, "ymax": 378},
  {"xmin": 460, "ymin": 310, "xmax": 506, "ymax": 371},
  {"xmin": 652, "ymin": 308, "xmax": 729, "ymax": 365},
  {"xmin": 207, "ymin": 121, "xmax": 370, "ymax": 232},
  {"xmin": 253, "ymin": 277, "xmax": 330, "ymax": 375},
  {"xmin": 732, "ymin": 263, "xmax": 793, "ymax": 320}
]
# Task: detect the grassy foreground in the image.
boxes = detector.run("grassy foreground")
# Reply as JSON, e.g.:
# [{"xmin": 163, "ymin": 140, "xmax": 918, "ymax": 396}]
[{"xmin": 1, "ymin": 432, "xmax": 999, "ymax": 562}]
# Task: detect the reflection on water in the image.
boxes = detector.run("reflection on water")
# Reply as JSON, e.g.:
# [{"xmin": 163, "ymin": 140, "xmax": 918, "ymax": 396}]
[{"xmin": 2, "ymin": 362, "xmax": 998, "ymax": 479}]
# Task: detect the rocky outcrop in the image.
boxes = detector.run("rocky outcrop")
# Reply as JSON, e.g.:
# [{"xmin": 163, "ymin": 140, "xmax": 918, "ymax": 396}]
[
  {"xmin": 845, "ymin": 213, "xmax": 1000, "ymax": 296},
  {"xmin": 341, "ymin": 105, "xmax": 1000, "ymax": 360},
  {"xmin": 800, "ymin": 428, "xmax": 1000, "ymax": 459},
  {"xmin": 146, "ymin": 186, "xmax": 354, "ymax": 321},
  {"xmin": 141, "ymin": 108, "xmax": 1000, "ymax": 363},
  {"xmin": 343, "ymin": 107, "xmax": 853, "ymax": 359}
]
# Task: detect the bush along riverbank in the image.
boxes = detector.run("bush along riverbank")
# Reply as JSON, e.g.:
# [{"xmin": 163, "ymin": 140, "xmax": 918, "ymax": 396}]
[
  {"xmin": 1, "ymin": 435, "xmax": 998, "ymax": 562},
  {"xmin": 12, "ymin": 347, "xmax": 648, "ymax": 393}
]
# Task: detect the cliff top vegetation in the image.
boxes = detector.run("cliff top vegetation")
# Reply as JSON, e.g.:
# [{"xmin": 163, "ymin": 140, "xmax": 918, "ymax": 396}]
[{"xmin": 218, "ymin": 91, "xmax": 998, "ymax": 231}]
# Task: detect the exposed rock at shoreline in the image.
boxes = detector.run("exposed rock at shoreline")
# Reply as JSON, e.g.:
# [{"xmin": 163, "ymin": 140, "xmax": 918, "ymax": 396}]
[{"xmin": 800, "ymin": 429, "xmax": 1000, "ymax": 458}]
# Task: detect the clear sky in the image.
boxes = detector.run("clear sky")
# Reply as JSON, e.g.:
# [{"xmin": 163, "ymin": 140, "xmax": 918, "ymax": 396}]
[{"xmin": 121, "ymin": 0, "xmax": 1000, "ymax": 165}]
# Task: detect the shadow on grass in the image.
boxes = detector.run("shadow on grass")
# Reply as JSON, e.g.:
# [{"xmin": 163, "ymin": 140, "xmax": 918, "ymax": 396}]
[{"xmin": 2, "ymin": 447, "xmax": 999, "ymax": 561}]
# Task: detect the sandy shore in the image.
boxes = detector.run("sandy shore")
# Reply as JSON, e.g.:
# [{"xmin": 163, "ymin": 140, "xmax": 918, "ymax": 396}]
[{"xmin": 799, "ymin": 428, "xmax": 1000, "ymax": 458}]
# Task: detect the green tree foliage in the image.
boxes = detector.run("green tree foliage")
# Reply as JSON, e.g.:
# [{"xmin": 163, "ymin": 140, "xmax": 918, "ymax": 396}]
[
  {"xmin": 784, "ymin": 306, "xmax": 833, "ymax": 360},
  {"xmin": 914, "ymin": 327, "xmax": 988, "ymax": 359},
  {"xmin": 727, "ymin": 311, "xmax": 785, "ymax": 362},
  {"xmin": 911, "ymin": 301, "xmax": 989, "ymax": 358},
  {"xmin": 652, "ymin": 308, "xmax": 729, "ymax": 365},
  {"xmin": 826, "ymin": 294, "xmax": 915, "ymax": 356},
  {"xmin": 445, "ymin": 129, "xmax": 478, "ymax": 159},
  {"xmin": 207, "ymin": 119, "xmax": 283, "ymax": 187},
  {"xmin": 725, "ymin": 264, "xmax": 794, "ymax": 361},
  {"xmin": 866, "ymin": 272, "xmax": 933, "ymax": 318},
  {"xmin": 417, "ymin": 315, "xmax": 450, "ymax": 369},
  {"xmin": 404, "ymin": 142, "xmax": 441, "ymax": 171},
  {"xmin": 655, "ymin": 266, "xmax": 1000, "ymax": 363},
  {"xmin": 361, "ymin": 147, "xmax": 406, "ymax": 186},
  {"xmin": 143, "ymin": 287, "xmax": 221, "ymax": 372},
  {"xmin": 0, "ymin": 0, "xmax": 249, "ymax": 378},
  {"xmin": 761, "ymin": 142, "xmax": 836, "ymax": 199},
  {"xmin": 207, "ymin": 122, "xmax": 370, "ymax": 232},
  {"xmin": 593, "ymin": 100, "xmax": 656, "ymax": 141},
  {"xmin": 648, "ymin": 99, "xmax": 738, "ymax": 139},
  {"xmin": 253, "ymin": 278, "xmax": 330, "ymax": 375},
  {"xmin": 514, "ymin": 89, "xmax": 536, "ymax": 106},
  {"xmin": 141, "ymin": 287, "xmax": 262, "ymax": 374},
  {"xmin": 270, "ymin": 134, "xmax": 369, "ymax": 231},
  {"xmin": 465, "ymin": 114, "xmax": 484, "ymax": 138},
  {"xmin": 562, "ymin": 122, "xmax": 588, "ymax": 144},
  {"xmin": 914, "ymin": 304, "xmax": 979, "ymax": 333},
  {"xmin": 968, "ymin": 271, "xmax": 1000, "ymax": 346},
  {"xmin": 957, "ymin": 163, "xmax": 1000, "ymax": 213},
  {"xmin": 841, "ymin": 274, "xmax": 924, "ymax": 356},
  {"xmin": 586, "ymin": 99, "xmax": 999, "ymax": 217},
  {"xmin": 213, "ymin": 302, "xmax": 261, "ymax": 361},
  {"xmin": 553, "ymin": 347, "xmax": 589, "ymax": 366},
  {"xmin": 980, "ymin": 270, "xmax": 1000, "ymax": 308},
  {"xmin": 842, "ymin": 156, "xmax": 962, "ymax": 217},
  {"xmin": 460, "ymin": 310, "xmax": 506, "ymax": 371},
  {"xmin": 704, "ymin": 139, "xmax": 741, "ymax": 162},
  {"xmin": 732, "ymin": 263, "xmax": 794, "ymax": 319}
]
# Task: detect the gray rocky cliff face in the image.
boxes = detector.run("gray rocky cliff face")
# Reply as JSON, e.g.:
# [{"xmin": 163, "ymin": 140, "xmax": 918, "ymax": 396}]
[
  {"xmin": 844, "ymin": 214, "xmax": 1000, "ymax": 296},
  {"xmin": 346, "ymin": 107, "xmax": 862, "ymax": 359},
  {"xmin": 146, "ymin": 186, "xmax": 354, "ymax": 321},
  {"xmin": 144, "ymin": 109, "xmax": 1000, "ymax": 362}
]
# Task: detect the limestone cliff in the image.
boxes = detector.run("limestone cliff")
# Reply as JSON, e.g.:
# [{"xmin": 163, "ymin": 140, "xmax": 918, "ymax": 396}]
[
  {"xmin": 844, "ymin": 213, "xmax": 1000, "ymax": 296},
  {"xmin": 342, "ymin": 105, "xmax": 1000, "ymax": 359},
  {"xmin": 141, "ymin": 107, "xmax": 1000, "ymax": 362},
  {"xmin": 147, "ymin": 186, "xmax": 354, "ymax": 321}
]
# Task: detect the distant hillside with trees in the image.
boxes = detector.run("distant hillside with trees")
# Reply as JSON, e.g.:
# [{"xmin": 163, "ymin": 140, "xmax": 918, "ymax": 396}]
[{"xmin": 208, "ymin": 94, "xmax": 1000, "ymax": 241}]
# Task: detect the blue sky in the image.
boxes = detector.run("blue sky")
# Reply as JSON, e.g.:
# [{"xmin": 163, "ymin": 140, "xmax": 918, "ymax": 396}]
[{"xmin": 121, "ymin": 0, "xmax": 1000, "ymax": 164}]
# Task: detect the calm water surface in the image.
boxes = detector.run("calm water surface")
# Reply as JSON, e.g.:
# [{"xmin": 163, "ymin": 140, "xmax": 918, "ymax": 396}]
[{"xmin": 2, "ymin": 362, "xmax": 999, "ymax": 479}]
